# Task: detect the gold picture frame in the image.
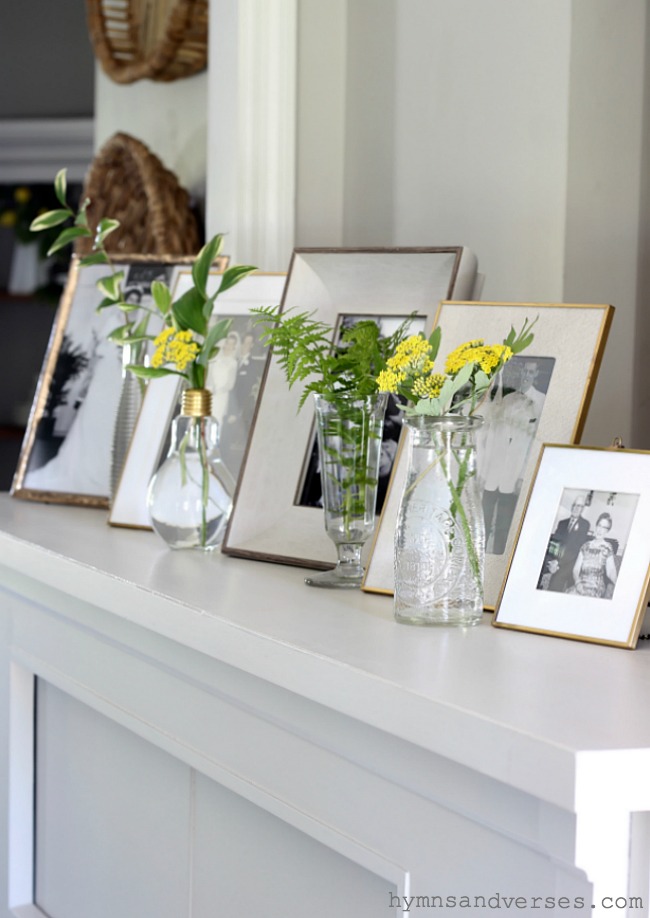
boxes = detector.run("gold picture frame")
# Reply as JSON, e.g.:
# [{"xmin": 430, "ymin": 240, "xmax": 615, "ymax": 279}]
[
  {"xmin": 11, "ymin": 254, "xmax": 227, "ymax": 509},
  {"xmin": 493, "ymin": 443, "xmax": 650, "ymax": 648},
  {"xmin": 362, "ymin": 300, "xmax": 614, "ymax": 610}
]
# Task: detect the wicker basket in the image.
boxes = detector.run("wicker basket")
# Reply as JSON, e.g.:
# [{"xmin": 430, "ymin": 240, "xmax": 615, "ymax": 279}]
[
  {"xmin": 75, "ymin": 132, "xmax": 201, "ymax": 257},
  {"xmin": 85, "ymin": 0, "xmax": 208, "ymax": 84}
]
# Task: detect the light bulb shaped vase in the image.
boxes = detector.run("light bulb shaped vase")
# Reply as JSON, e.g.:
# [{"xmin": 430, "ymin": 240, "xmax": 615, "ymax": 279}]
[
  {"xmin": 394, "ymin": 414, "xmax": 485, "ymax": 626},
  {"xmin": 305, "ymin": 392, "xmax": 388, "ymax": 589},
  {"xmin": 147, "ymin": 388, "xmax": 235, "ymax": 550}
]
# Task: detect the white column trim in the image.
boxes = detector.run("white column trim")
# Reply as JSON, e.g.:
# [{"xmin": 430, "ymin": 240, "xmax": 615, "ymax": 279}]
[{"xmin": 207, "ymin": 0, "xmax": 297, "ymax": 271}]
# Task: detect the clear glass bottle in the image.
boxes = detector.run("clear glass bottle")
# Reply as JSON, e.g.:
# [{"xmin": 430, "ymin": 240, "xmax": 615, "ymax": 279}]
[
  {"xmin": 304, "ymin": 392, "xmax": 388, "ymax": 589},
  {"xmin": 147, "ymin": 388, "xmax": 235, "ymax": 550},
  {"xmin": 394, "ymin": 414, "xmax": 485, "ymax": 625}
]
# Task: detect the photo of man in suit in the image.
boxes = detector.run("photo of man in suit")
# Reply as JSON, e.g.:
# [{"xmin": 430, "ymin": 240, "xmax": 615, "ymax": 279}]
[{"xmin": 537, "ymin": 492, "xmax": 591, "ymax": 592}]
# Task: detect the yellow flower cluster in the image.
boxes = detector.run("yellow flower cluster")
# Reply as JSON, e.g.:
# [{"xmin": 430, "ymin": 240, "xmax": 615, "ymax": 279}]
[
  {"xmin": 376, "ymin": 368, "xmax": 406, "ymax": 393},
  {"xmin": 445, "ymin": 340, "xmax": 512, "ymax": 375},
  {"xmin": 412, "ymin": 373, "xmax": 446, "ymax": 399},
  {"xmin": 386, "ymin": 335, "xmax": 435, "ymax": 375},
  {"xmin": 152, "ymin": 327, "xmax": 200, "ymax": 371}
]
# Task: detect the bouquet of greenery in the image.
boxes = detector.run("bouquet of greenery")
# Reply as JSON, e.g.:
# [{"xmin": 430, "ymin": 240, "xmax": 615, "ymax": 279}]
[
  {"xmin": 31, "ymin": 169, "xmax": 258, "ymax": 549},
  {"xmin": 31, "ymin": 170, "xmax": 257, "ymax": 387},
  {"xmin": 377, "ymin": 319, "xmax": 537, "ymax": 617},
  {"xmin": 252, "ymin": 306, "xmax": 417, "ymax": 586},
  {"xmin": 375, "ymin": 318, "xmax": 537, "ymax": 416}
]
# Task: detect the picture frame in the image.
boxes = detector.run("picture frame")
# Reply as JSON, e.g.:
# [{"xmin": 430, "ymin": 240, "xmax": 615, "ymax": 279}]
[
  {"xmin": 362, "ymin": 300, "xmax": 614, "ymax": 609},
  {"xmin": 108, "ymin": 271, "xmax": 287, "ymax": 529},
  {"xmin": 11, "ymin": 254, "xmax": 228, "ymax": 508},
  {"xmin": 492, "ymin": 444, "xmax": 650, "ymax": 648},
  {"xmin": 222, "ymin": 246, "xmax": 479, "ymax": 568}
]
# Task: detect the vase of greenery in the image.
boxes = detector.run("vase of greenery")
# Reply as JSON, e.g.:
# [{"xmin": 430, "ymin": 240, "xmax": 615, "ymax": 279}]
[
  {"xmin": 253, "ymin": 307, "xmax": 414, "ymax": 588},
  {"xmin": 377, "ymin": 322, "xmax": 536, "ymax": 624},
  {"xmin": 31, "ymin": 170, "xmax": 257, "ymax": 547}
]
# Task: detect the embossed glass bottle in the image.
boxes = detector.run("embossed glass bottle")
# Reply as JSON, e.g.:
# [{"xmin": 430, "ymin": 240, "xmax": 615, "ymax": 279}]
[{"xmin": 394, "ymin": 415, "xmax": 485, "ymax": 625}]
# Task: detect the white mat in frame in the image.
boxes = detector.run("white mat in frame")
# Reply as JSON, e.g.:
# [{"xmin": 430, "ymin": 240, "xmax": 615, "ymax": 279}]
[
  {"xmin": 221, "ymin": 246, "xmax": 479, "ymax": 569},
  {"xmin": 362, "ymin": 300, "xmax": 614, "ymax": 611},
  {"xmin": 109, "ymin": 272, "xmax": 287, "ymax": 530}
]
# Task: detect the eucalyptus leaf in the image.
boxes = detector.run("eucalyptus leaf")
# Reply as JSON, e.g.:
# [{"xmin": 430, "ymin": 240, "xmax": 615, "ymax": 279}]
[
  {"xmin": 451, "ymin": 360, "xmax": 475, "ymax": 392},
  {"xmin": 428, "ymin": 326, "xmax": 442, "ymax": 361}
]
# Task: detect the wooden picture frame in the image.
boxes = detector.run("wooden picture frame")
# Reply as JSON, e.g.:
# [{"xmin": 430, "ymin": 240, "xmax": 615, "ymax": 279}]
[
  {"xmin": 362, "ymin": 300, "xmax": 614, "ymax": 609},
  {"xmin": 222, "ymin": 247, "xmax": 479, "ymax": 569},
  {"xmin": 493, "ymin": 444, "xmax": 650, "ymax": 648},
  {"xmin": 11, "ymin": 254, "xmax": 228, "ymax": 508}
]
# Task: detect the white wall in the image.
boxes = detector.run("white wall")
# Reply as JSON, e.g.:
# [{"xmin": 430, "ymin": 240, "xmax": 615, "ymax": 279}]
[
  {"xmin": 95, "ymin": 67, "xmax": 208, "ymax": 204},
  {"xmin": 94, "ymin": 0, "xmax": 650, "ymax": 446},
  {"xmin": 294, "ymin": 0, "xmax": 650, "ymax": 448}
]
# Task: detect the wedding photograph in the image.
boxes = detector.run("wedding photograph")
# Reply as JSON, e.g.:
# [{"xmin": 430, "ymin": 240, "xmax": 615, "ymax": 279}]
[{"xmin": 536, "ymin": 487, "xmax": 638, "ymax": 600}]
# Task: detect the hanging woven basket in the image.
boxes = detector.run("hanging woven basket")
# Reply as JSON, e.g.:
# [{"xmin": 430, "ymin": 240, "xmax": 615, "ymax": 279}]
[
  {"xmin": 85, "ymin": 0, "xmax": 208, "ymax": 84},
  {"xmin": 75, "ymin": 132, "xmax": 201, "ymax": 257}
]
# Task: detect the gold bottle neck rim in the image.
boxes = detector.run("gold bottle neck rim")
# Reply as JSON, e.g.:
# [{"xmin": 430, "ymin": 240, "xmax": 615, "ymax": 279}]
[{"xmin": 181, "ymin": 388, "xmax": 212, "ymax": 417}]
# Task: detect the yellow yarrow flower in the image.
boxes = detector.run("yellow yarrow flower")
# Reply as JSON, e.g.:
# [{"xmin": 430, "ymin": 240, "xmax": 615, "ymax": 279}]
[
  {"xmin": 152, "ymin": 327, "xmax": 200, "ymax": 371},
  {"xmin": 376, "ymin": 368, "xmax": 406, "ymax": 393},
  {"xmin": 386, "ymin": 334, "xmax": 434, "ymax": 375},
  {"xmin": 0, "ymin": 210, "xmax": 17, "ymax": 227},
  {"xmin": 412, "ymin": 373, "xmax": 446, "ymax": 399},
  {"xmin": 445, "ymin": 340, "xmax": 512, "ymax": 376}
]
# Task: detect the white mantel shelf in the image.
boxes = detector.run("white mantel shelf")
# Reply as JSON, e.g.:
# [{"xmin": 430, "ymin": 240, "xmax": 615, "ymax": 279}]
[
  {"xmin": 1, "ymin": 492, "xmax": 650, "ymax": 916},
  {"xmin": 1, "ymin": 493, "xmax": 649, "ymax": 813}
]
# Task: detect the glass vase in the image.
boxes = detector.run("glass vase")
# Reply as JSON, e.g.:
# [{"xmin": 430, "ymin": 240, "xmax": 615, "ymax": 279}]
[
  {"xmin": 394, "ymin": 414, "xmax": 485, "ymax": 626},
  {"xmin": 110, "ymin": 341, "xmax": 147, "ymax": 502},
  {"xmin": 147, "ymin": 388, "xmax": 235, "ymax": 550},
  {"xmin": 304, "ymin": 392, "xmax": 388, "ymax": 589}
]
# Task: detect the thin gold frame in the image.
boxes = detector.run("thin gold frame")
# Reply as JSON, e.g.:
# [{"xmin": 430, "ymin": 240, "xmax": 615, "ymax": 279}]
[
  {"xmin": 492, "ymin": 443, "xmax": 650, "ymax": 648},
  {"xmin": 11, "ymin": 254, "xmax": 227, "ymax": 509},
  {"xmin": 362, "ymin": 300, "xmax": 615, "ymax": 609}
]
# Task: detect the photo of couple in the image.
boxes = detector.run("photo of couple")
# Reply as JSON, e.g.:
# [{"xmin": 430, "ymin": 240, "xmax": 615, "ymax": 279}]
[{"xmin": 537, "ymin": 488, "xmax": 638, "ymax": 600}]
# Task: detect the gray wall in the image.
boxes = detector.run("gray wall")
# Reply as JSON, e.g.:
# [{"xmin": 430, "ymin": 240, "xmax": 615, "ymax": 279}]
[{"xmin": 1, "ymin": 1, "xmax": 94, "ymax": 118}]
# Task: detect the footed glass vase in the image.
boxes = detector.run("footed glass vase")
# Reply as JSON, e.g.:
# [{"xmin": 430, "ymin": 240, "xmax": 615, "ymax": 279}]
[
  {"xmin": 305, "ymin": 392, "xmax": 388, "ymax": 589},
  {"xmin": 394, "ymin": 415, "xmax": 485, "ymax": 626},
  {"xmin": 147, "ymin": 388, "xmax": 235, "ymax": 550}
]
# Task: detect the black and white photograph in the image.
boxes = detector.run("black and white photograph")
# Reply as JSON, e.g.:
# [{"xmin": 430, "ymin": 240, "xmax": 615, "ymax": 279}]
[
  {"xmin": 362, "ymin": 301, "xmax": 614, "ymax": 606},
  {"xmin": 494, "ymin": 444, "xmax": 650, "ymax": 648},
  {"xmin": 536, "ymin": 488, "xmax": 637, "ymax": 600},
  {"xmin": 206, "ymin": 316, "xmax": 267, "ymax": 479},
  {"xmin": 480, "ymin": 354, "xmax": 555, "ymax": 555},
  {"xmin": 296, "ymin": 312, "xmax": 424, "ymax": 512},
  {"xmin": 13, "ymin": 261, "xmax": 124, "ymax": 505},
  {"xmin": 224, "ymin": 247, "xmax": 468, "ymax": 568},
  {"xmin": 12, "ymin": 257, "xmax": 195, "ymax": 507},
  {"xmin": 108, "ymin": 271, "xmax": 285, "ymax": 529}
]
